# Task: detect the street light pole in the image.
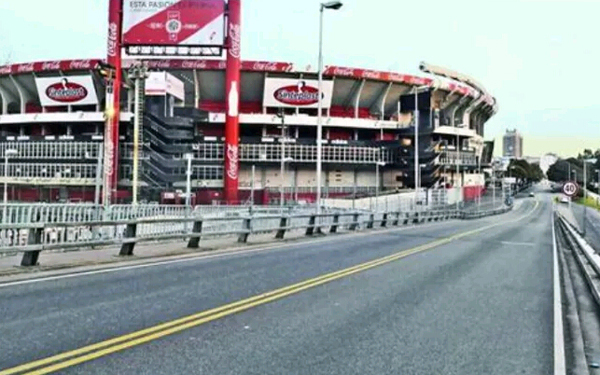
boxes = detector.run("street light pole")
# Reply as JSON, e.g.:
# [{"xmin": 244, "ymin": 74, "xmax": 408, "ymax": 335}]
[
  {"xmin": 316, "ymin": 1, "xmax": 343, "ymax": 215},
  {"xmin": 277, "ymin": 109, "xmax": 286, "ymax": 208},
  {"xmin": 128, "ymin": 64, "xmax": 149, "ymax": 206}
]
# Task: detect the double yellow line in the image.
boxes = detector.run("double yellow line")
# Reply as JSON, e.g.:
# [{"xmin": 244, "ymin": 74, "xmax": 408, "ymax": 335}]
[{"xmin": 1, "ymin": 200, "xmax": 539, "ymax": 375}]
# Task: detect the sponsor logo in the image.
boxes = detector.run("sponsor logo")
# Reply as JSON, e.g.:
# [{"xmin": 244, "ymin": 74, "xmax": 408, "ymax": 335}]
[
  {"xmin": 228, "ymin": 22, "xmax": 241, "ymax": 59},
  {"xmin": 107, "ymin": 22, "xmax": 118, "ymax": 57},
  {"xmin": 45, "ymin": 79, "xmax": 88, "ymax": 103},
  {"xmin": 273, "ymin": 82, "xmax": 320, "ymax": 106},
  {"xmin": 226, "ymin": 144, "xmax": 239, "ymax": 180},
  {"xmin": 362, "ymin": 70, "xmax": 381, "ymax": 80},
  {"xmin": 147, "ymin": 60, "xmax": 171, "ymax": 69},
  {"xmin": 0, "ymin": 66, "xmax": 12, "ymax": 75},
  {"xmin": 41, "ymin": 61, "xmax": 61, "ymax": 71},
  {"xmin": 252, "ymin": 62, "xmax": 281, "ymax": 72},
  {"xmin": 332, "ymin": 67, "xmax": 354, "ymax": 76},
  {"xmin": 181, "ymin": 60, "xmax": 208, "ymax": 69},
  {"xmin": 69, "ymin": 60, "xmax": 92, "ymax": 70},
  {"xmin": 17, "ymin": 63, "xmax": 35, "ymax": 73}
]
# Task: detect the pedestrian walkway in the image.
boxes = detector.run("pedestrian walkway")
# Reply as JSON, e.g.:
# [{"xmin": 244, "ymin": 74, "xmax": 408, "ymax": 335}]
[{"xmin": 0, "ymin": 229, "xmax": 316, "ymax": 277}]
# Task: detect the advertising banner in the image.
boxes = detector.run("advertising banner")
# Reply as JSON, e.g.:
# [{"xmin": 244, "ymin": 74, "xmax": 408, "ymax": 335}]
[
  {"xmin": 122, "ymin": 0, "xmax": 225, "ymax": 47},
  {"xmin": 34, "ymin": 76, "xmax": 98, "ymax": 107},
  {"xmin": 263, "ymin": 78, "xmax": 334, "ymax": 109},
  {"xmin": 145, "ymin": 72, "xmax": 185, "ymax": 100}
]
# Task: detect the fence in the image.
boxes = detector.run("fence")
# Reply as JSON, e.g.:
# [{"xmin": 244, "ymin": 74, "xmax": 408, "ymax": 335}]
[{"xmin": 0, "ymin": 199, "xmax": 512, "ymax": 267}]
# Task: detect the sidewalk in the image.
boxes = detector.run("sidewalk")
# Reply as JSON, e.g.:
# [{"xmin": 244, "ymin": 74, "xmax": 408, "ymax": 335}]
[{"xmin": 0, "ymin": 229, "xmax": 318, "ymax": 277}]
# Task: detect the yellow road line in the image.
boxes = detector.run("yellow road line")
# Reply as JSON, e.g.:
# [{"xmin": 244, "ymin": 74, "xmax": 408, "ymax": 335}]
[{"xmin": 1, "ymin": 200, "xmax": 539, "ymax": 375}]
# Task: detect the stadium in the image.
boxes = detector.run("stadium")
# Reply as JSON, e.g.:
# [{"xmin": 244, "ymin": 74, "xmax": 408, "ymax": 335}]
[
  {"xmin": 0, "ymin": 0, "xmax": 497, "ymax": 205},
  {"xmin": 0, "ymin": 58, "xmax": 497, "ymax": 204}
]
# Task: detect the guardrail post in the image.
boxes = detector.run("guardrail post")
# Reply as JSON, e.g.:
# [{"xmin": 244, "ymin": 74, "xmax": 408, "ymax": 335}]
[
  {"xmin": 381, "ymin": 213, "xmax": 388, "ymax": 227},
  {"xmin": 393, "ymin": 212, "xmax": 400, "ymax": 226},
  {"xmin": 187, "ymin": 219, "xmax": 203, "ymax": 248},
  {"xmin": 367, "ymin": 214, "xmax": 374, "ymax": 229},
  {"xmin": 330, "ymin": 214, "xmax": 340, "ymax": 233},
  {"xmin": 119, "ymin": 222, "xmax": 137, "ymax": 256},
  {"xmin": 403, "ymin": 213, "xmax": 409, "ymax": 225},
  {"xmin": 349, "ymin": 213, "xmax": 360, "ymax": 231},
  {"xmin": 275, "ymin": 216, "xmax": 288, "ymax": 239},
  {"xmin": 238, "ymin": 217, "xmax": 252, "ymax": 243},
  {"xmin": 413, "ymin": 212, "xmax": 419, "ymax": 224},
  {"xmin": 306, "ymin": 215, "xmax": 316, "ymax": 236},
  {"xmin": 21, "ymin": 226, "xmax": 44, "ymax": 267}
]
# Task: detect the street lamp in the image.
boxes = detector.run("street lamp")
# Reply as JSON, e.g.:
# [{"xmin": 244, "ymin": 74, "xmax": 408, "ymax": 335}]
[
  {"xmin": 276, "ymin": 109, "xmax": 287, "ymax": 208},
  {"xmin": 413, "ymin": 85, "xmax": 429, "ymax": 193},
  {"xmin": 316, "ymin": 1, "xmax": 343, "ymax": 215},
  {"xmin": 375, "ymin": 160, "xmax": 386, "ymax": 200},
  {"xmin": 3, "ymin": 149, "xmax": 18, "ymax": 221}
]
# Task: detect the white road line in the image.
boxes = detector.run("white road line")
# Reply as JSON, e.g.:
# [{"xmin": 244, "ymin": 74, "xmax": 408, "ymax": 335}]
[
  {"xmin": 0, "ymin": 219, "xmax": 459, "ymax": 288},
  {"xmin": 500, "ymin": 241, "xmax": 535, "ymax": 247},
  {"xmin": 552, "ymin": 206, "xmax": 567, "ymax": 375}
]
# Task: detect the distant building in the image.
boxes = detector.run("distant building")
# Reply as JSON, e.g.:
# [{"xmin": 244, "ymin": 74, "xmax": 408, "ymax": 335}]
[
  {"xmin": 524, "ymin": 156, "xmax": 540, "ymax": 165},
  {"xmin": 503, "ymin": 129, "xmax": 523, "ymax": 158}
]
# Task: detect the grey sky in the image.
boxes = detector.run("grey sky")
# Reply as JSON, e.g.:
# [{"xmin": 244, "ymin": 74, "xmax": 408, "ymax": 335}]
[{"xmin": 1, "ymin": 0, "xmax": 598, "ymax": 157}]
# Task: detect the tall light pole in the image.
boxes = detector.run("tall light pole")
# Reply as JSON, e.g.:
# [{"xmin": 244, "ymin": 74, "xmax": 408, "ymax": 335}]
[
  {"xmin": 276, "ymin": 109, "xmax": 286, "ymax": 208},
  {"xmin": 128, "ymin": 63, "xmax": 149, "ymax": 205},
  {"xmin": 3, "ymin": 149, "xmax": 18, "ymax": 221},
  {"xmin": 185, "ymin": 153, "xmax": 193, "ymax": 207},
  {"xmin": 316, "ymin": 1, "xmax": 343, "ymax": 214}
]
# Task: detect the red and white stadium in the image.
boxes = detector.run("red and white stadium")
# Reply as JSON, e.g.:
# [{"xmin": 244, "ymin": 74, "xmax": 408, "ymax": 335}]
[{"xmin": 0, "ymin": 0, "xmax": 497, "ymax": 205}]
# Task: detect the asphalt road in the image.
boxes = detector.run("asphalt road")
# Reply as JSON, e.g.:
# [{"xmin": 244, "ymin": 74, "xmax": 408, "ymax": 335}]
[{"xmin": 0, "ymin": 196, "xmax": 554, "ymax": 375}]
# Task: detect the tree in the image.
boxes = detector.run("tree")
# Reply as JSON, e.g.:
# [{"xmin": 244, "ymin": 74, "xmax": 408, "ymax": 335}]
[{"xmin": 507, "ymin": 159, "xmax": 543, "ymax": 183}]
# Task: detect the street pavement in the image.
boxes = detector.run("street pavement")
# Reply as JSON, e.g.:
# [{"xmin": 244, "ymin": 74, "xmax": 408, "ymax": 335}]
[{"xmin": 0, "ymin": 195, "xmax": 554, "ymax": 375}]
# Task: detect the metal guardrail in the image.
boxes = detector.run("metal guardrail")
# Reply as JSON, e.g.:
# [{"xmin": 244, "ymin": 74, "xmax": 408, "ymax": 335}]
[
  {"xmin": 1, "ymin": 208, "xmax": 462, "ymax": 267},
  {"xmin": 459, "ymin": 205, "xmax": 513, "ymax": 220}
]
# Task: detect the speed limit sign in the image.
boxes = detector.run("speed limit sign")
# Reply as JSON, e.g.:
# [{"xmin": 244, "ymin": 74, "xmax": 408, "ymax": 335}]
[{"xmin": 562, "ymin": 181, "xmax": 579, "ymax": 197}]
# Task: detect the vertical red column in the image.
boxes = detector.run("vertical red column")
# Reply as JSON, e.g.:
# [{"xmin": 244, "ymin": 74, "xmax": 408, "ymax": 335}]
[
  {"xmin": 224, "ymin": 0, "xmax": 241, "ymax": 203},
  {"xmin": 106, "ymin": 0, "xmax": 122, "ymax": 203}
]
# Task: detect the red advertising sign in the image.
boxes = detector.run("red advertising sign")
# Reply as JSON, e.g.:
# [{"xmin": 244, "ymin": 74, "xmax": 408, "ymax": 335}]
[
  {"xmin": 122, "ymin": 0, "xmax": 225, "ymax": 47},
  {"xmin": 273, "ymin": 84, "xmax": 320, "ymax": 106}
]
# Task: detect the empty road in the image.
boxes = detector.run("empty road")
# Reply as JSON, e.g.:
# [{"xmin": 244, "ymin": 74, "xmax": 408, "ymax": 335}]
[{"xmin": 0, "ymin": 197, "xmax": 554, "ymax": 375}]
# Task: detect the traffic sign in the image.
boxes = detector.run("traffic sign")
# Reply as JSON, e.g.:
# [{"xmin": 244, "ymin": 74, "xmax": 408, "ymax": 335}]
[{"xmin": 562, "ymin": 181, "xmax": 579, "ymax": 197}]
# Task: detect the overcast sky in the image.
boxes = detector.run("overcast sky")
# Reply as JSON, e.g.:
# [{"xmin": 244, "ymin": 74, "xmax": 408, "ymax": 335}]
[{"xmin": 1, "ymin": 0, "xmax": 599, "ymax": 157}]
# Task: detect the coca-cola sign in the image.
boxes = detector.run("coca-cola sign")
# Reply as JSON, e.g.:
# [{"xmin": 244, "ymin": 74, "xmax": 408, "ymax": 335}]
[
  {"xmin": 35, "ymin": 75, "xmax": 98, "ymax": 106},
  {"xmin": 69, "ymin": 60, "xmax": 92, "ymax": 70},
  {"xmin": 228, "ymin": 22, "xmax": 241, "ymax": 59},
  {"xmin": 0, "ymin": 65, "xmax": 12, "ymax": 75},
  {"xmin": 226, "ymin": 144, "xmax": 239, "ymax": 180},
  {"xmin": 274, "ymin": 83, "xmax": 320, "ymax": 106},
  {"xmin": 107, "ymin": 21, "xmax": 119, "ymax": 58},
  {"xmin": 41, "ymin": 61, "xmax": 61, "ymax": 71}
]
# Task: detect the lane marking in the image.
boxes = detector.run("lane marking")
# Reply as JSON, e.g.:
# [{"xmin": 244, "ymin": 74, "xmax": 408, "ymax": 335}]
[
  {"xmin": 500, "ymin": 241, "xmax": 536, "ymax": 247},
  {"xmin": 0, "ymin": 201, "xmax": 540, "ymax": 375},
  {"xmin": 0, "ymin": 206, "xmax": 526, "ymax": 289},
  {"xmin": 552, "ymin": 204, "xmax": 567, "ymax": 375}
]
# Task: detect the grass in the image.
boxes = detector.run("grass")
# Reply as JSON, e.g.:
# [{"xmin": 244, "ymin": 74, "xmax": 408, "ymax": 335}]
[{"xmin": 575, "ymin": 195, "xmax": 600, "ymax": 211}]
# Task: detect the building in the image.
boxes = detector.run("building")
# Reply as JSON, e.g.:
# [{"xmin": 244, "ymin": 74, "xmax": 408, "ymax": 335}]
[
  {"xmin": 503, "ymin": 129, "xmax": 523, "ymax": 158},
  {"xmin": 540, "ymin": 153, "xmax": 558, "ymax": 174},
  {"xmin": 0, "ymin": 58, "xmax": 497, "ymax": 204}
]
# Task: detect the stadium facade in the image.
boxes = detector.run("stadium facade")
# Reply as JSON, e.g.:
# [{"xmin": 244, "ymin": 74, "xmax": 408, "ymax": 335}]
[{"xmin": 0, "ymin": 58, "xmax": 497, "ymax": 204}]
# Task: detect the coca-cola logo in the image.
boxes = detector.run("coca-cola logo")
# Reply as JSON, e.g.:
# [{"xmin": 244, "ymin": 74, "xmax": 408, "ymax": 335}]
[
  {"xmin": 332, "ymin": 67, "xmax": 354, "ymax": 76},
  {"xmin": 107, "ymin": 22, "xmax": 118, "ymax": 58},
  {"xmin": 362, "ymin": 70, "xmax": 381, "ymax": 80},
  {"xmin": 181, "ymin": 60, "xmax": 208, "ymax": 69},
  {"xmin": 274, "ymin": 82, "xmax": 320, "ymax": 106},
  {"xmin": 147, "ymin": 60, "xmax": 171, "ymax": 69},
  {"xmin": 0, "ymin": 66, "xmax": 12, "ymax": 75},
  {"xmin": 45, "ymin": 79, "xmax": 88, "ymax": 103},
  {"xmin": 228, "ymin": 22, "xmax": 241, "ymax": 59},
  {"xmin": 41, "ymin": 61, "xmax": 61, "ymax": 71},
  {"xmin": 226, "ymin": 144, "xmax": 239, "ymax": 180},
  {"xmin": 252, "ymin": 62, "xmax": 280, "ymax": 72},
  {"xmin": 17, "ymin": 63, "xmax": 35, "ymax": 73},
  {"xmin": 70, "ymin": 60, "xmax": 92, "ymax": 70}
]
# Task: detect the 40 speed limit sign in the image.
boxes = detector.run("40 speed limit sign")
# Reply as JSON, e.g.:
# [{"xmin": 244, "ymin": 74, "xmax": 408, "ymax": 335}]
[{"xmin": 562, "ymin": 181, "xmax": 579, "ymax": 197}]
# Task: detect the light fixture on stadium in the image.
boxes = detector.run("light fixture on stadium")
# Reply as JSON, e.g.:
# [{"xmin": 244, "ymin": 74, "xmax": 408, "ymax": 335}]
[
  {"xmin": 322, "ymin": 1, "xmax": 343, "ymax": 9},
  {"xmin": 96, "ymin": 61, "xmax": 115, "ymax": 80}
]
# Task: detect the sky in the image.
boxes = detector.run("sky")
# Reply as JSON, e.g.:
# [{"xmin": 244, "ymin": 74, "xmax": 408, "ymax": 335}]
[{"xmin": 1, "ymin": 0, "xmax": 599, "ymax": 158}]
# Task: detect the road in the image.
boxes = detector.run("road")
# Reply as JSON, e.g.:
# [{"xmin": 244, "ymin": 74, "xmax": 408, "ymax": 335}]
[{"xmin": 0, "ymin": 196, "xmax": 554, "ymax": 375}]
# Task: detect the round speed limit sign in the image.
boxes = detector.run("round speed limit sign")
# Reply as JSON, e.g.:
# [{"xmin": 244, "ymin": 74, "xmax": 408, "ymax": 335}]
[{"xmin": 562, "ymin": 181, "xmax": 579, "ymax": 197}]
